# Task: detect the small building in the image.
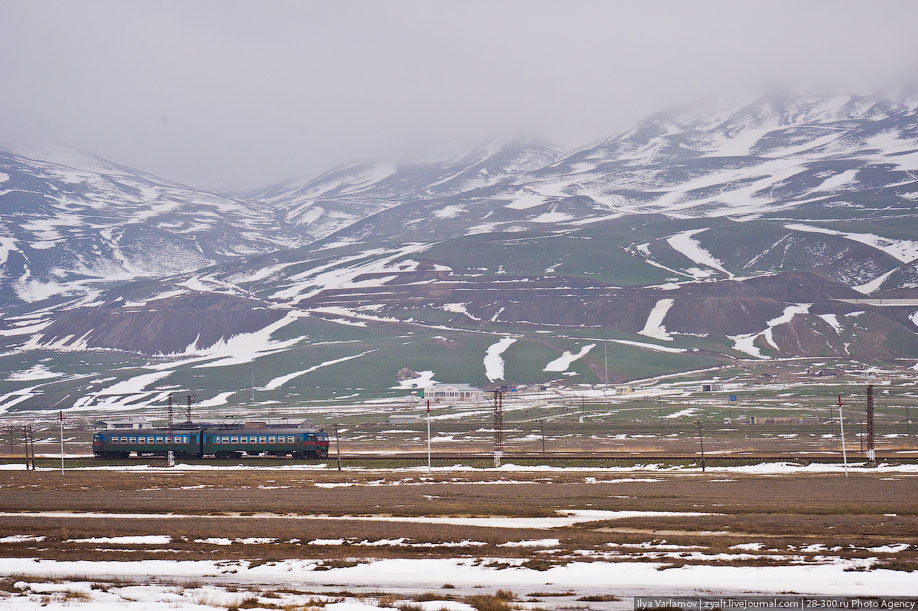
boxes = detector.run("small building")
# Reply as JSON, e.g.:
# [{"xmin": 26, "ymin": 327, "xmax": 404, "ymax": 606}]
[
  {"xmin": 388, "ymin": 414, "xmax": 422, "ymax": 425},
  {"xmin": 423, "ymin": 383, "xmax": 485, "ymax": 404},
  {"xmin": 93, "ymin": 417, "xmax": 153, "ymax": 430},
  {"xmin": 700, "ymin": 383, "xmax": 721, "ymax": 392},
  {"xmin": 615, "ymin": 385, "xmax": 634, "ymax": 394}
]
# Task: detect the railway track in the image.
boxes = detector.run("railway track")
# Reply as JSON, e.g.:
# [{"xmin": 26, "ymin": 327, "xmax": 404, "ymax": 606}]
[{"xmin": 5, "ymin": 451, "xmax": 914, "ymax": 466}]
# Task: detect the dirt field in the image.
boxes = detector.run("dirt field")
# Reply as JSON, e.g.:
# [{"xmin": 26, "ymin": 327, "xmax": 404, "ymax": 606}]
[{"xmin": 1, "ymin": 467, "xmax": 915, "ymax": 572}]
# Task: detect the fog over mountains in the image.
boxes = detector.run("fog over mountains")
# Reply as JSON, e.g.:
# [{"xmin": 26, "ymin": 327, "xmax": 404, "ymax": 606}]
[{"xmin": 1, "ymin": 91, "xmax": 917, "ymax": 412}]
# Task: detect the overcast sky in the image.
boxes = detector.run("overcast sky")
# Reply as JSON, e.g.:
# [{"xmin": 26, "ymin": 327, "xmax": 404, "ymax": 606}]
[{"xmin": 1, "ymin": 0, "xmax": 917, "ymax": 190}]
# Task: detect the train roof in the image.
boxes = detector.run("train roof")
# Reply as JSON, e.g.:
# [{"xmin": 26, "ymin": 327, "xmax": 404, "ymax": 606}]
[{"xmin": 96, "ymin": 424, "xmax": 326, "ymax": 434}]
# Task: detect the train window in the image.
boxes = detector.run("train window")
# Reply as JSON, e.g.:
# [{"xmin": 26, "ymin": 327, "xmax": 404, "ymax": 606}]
[
  {"xmin": 111, "ymin": 437, "xmax": 118, "ymax": 444},
  {"xmin": 259, "ymin": 436, "xmax": 266, "ymax": 443},
  {"xmin": 268, "ymin": 436, "xmax": 276, "ymax": 443},
  {"xmin": 120, "ymin": 437, "xmax": 127, "ymax": 443},
  {"xmin": 287, "ymin": 436, "xmax": 294, "ymax": 443},
  {"xmin": 129, "ymin": 437, "xmax": 136, "ymax": 443},
  {"xmin": 231, "ymin": 436, "xmax": 238, "ymax": 443},
  {"xmin": 156, "ymin": 437, "xmax": 163, "ymax": 443}
]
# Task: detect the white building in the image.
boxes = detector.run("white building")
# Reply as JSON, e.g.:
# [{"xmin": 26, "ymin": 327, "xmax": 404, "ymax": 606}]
[
  {"xmin": 388, "ymin": 414, "xmax": 422, "ymax": 425},
  {"xmin": 423, "ymin": 383, "xmax": 485, "ymax": 404},
  {"xmin": 93, "ymin": 416, "xmax": 154, "ymax": 430}
]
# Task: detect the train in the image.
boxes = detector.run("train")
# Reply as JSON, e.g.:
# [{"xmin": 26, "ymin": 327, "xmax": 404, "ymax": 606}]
[{"xmin": 92, "ymin": 421, "xmax": 330, "ymax": 459}]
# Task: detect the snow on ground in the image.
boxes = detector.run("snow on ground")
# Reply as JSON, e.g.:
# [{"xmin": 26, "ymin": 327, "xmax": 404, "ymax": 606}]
[
  {"xmin": 195, "ymin": 391, "xmax": 236, "ymax": 408},
  {"xmin": 442, "ymin": 303, "xmax": 481, "ymax": 321},
  {"xmin": 393, "ymin": 370, "xmax": 437, "ymax": 390},
  {"xmin": 786, "ymin": 223, "xmax": 918, "ymax": 263},
  {"xmin": 638, "ymin": 298, "xmax": 675, "ymax": 341},
  {"xmin": 497, "ymin": 539, "xmax": 559, "ymax": 548},
  {"xmin": 854, "ymin": 267, "xmax": 899, "ymax": 295},
  {"xmin": 433, "ymin": 205, "xmax": 464, "ymax": 219},
  {"xmin": 264, "ymin": 350, "xmax": 376, "ymax": 390},
  {"xmin": 64, "ymin": 535, "xmax": 171, "ymax": 545},
  {"xmin": 484, "ymin": 337, "xmax": 516, "ymax": 382},
  {"xmin": 664, "ymin": 408, "xmax": 699, "ymax": 419},
  {"xmin": 505, "ymin": 190, "xmax": 547, "ymax": 210},
  {"xmin": 817, "ymin": 314, "xmax": 842, "ymax": 334},
  {"xmin": 5, "ymin": 363, "xmax": 63, "ymax": 382},
  {"xmin": 150, "ymin": 310, "xmax": 307, "ymax": 368},
  {"xmin": 608, "ymin": 338, "xmax": 686, "ymax": 354},
  {"xmin": 0, "ymin": 509, "xmax": 717, "ymax": 530},
  {"xmin": 543, "ymin": 344, "xmax": 595, "ymax": 372},
  {"xmin": 0, "ymin": 556, "xmax": 914, "ymax": 597},
  {"xmin": 728, "ymin": 304, "xmax": 811, "ymax": 358},
  {"xmin": 4, "ymin": 461, "xmax": 916, "ymax": 477},
  {"xmin": 666, "ymin": 229, "xmax": 733, "ymax": 278},
  {"xmin": 271, "ymin": 243, "xmax": 432, "ymax": 304},
  {"xmin": 529, "ymin": 211, "xmax": 573, "ymax": 223}
]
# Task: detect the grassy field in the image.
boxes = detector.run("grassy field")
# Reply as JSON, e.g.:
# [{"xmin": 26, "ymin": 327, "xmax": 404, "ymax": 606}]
[{"xmin": 0, "ymin": 468, "xmax": 915, "ymax": 573}]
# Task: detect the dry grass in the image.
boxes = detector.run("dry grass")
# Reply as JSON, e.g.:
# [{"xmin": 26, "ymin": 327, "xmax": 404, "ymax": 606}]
[{"xmin": 0, "ymin": 470, "xmax": 914, "ymax": 570}]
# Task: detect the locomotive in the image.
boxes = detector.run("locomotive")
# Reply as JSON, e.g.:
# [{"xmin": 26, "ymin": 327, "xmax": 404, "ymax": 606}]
[{"xmin": 92, "ymin": 420, "xmax": 330, "ymax": 459}]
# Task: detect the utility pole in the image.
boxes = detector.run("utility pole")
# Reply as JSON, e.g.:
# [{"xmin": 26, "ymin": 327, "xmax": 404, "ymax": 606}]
[
  {"xmin": 540, "ymin": 419, "xmax": 546, "ymax": 458},
  {"xmin": 697, "ymin": 421, "xmax": 705, "ymax": 472},
  {"xmin": 23, "ymin": 426, "xmax": 30, "ymax": 471},
  {"xmin": 866, "ymin": 384, "xmax": 876, "ymax": 464},
  {"xmin": 184, "ymin": 394, "xmax": 195, "ymax": 423},
  {"xmin": 334, "ymin": 422, "xmax": 342, "ymax": 471},
  {"xmin": 167, "ymin": 393, "xmax": 175, "ymax": 468},
  {"xmin": 604, "ymin": 343, "xmax": 608, "ymax": 391},
  {"xmin": 426, "ymin": 400, "xmax": 431, "ymax": 474},
  {"xmin": 59, "ymin": 410, "xmax": 65, "ymax": 475},
  {"xmin": 838, "ymin": 394, "xmax": 848, "ymax": 477},
  {"xmin": 859, "ymin": 420, "xmax": 864, "ymax": 453}
]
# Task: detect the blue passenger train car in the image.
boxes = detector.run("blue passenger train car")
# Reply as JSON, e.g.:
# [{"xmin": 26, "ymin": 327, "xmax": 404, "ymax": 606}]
[{"xmin": 93, "ymin": 423, "xmax": 329, "ymax": 459}]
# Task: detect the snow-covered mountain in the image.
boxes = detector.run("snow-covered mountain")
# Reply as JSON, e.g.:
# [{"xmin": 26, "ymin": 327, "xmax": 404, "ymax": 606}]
[
  {"xmin": 1, "ymin": 92, "xmax": 916, "ymax": 413},
  {"xmin": 0, "ymin": 146, "xmax": 311, "ymax": 304}
]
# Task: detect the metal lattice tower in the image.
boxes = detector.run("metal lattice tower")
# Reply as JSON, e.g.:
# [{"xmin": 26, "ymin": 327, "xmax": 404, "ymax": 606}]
[{"xmin": 493, "ymin": 391, "xmax": 504, "ymax": 467}]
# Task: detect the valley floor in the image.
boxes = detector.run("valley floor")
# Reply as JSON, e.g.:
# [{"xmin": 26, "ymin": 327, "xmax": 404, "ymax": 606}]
[{"xmin": 0, "ymin": 465, "xmax": 915, "ymax": 609}]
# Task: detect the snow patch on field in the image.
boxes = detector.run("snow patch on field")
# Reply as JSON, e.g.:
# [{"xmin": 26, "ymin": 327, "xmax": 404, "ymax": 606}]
[
  {"xmin": 505, "ymin": 190, "xmax": 547, "ymax": 210},
  {"xmin": 638, "ymin": 298, "xmax": 675, "ymax": 341},
  {"xmin": 853, "ymin": 267, "xmax": 899, "ymax": 295},
  {"xmin": 544, "ymin": 344, "xmax": 595, "ymax": 372},
  {"xmin": 264, "ymin": 350, "xmax": 376, "ymax": 390},
  {"xmin": 5, "ymin": 364, "xmax": 63, "ymax": 382},
  {"xmin": 666, "ymin": 229, "xmax": 733, "ymax": 278},
  {"xmin": 665, "ymin": 408, "xmax": 699, "ymax": 419},
  {"xmin": 393, "ymin": 370, "xmax": 437, "ymax": 390},
  {"xmin": 728, "ymin": 304, "xmax": 811, "ymax": 358},
  {"xmin": 786, "ymin": 223, "xmax": 918, "ymax": 263},
  {"xmin": 817, "ymin": 314, "xmax": 842, "ymax": 334},
  {"xmin": 609, "ymin": 339, "xmax": 686, "ymax": 354},
  {"xmin": 0, "ymin": 555, "xmax": 915, "ymax": 597},
  {"xmin": 442, "ymin": 303, "xmax": 481, "ymax": 321},
  {"xmin": 433, "ymin": 205, "xmax": 464, "ymax": 219},
  {"xmin": 498, "ymin": 538, "xmax": 560, "ymax": 548},
  {"xmin": 484, "ymin": 337, "xmax": 516, "ymax": 381},
  {"xmin": 65, "ymin": 535, "xmax": 171, "ymax": 545},
  {"xmin": 530, "ymin": 211, "xmax": 573, "ymax": 223}
]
